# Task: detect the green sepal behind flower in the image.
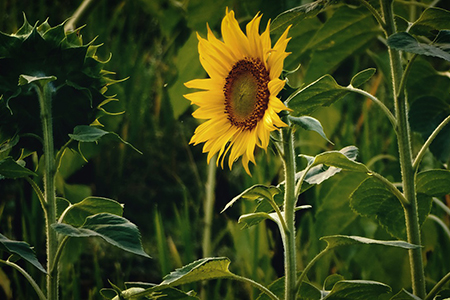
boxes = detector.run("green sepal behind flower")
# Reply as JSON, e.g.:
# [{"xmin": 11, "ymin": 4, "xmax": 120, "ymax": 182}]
[{"xmin": 0, "ymin": 14, "xmax": 123, "ymax": 154}]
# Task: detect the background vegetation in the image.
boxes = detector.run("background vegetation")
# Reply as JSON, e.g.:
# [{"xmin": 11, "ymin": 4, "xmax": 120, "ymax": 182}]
[{"xmin": 1, "ymin": 0, "xmax": 449, "ymax": 299}]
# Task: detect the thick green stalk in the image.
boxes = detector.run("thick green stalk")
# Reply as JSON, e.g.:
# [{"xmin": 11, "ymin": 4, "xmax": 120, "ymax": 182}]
[
  {"xmin": 281, "ymin": 124, "xmax": 297, "ymax": 300},
  {"xmin": 202, "ymin": 155, "xmax": 217, "ymax": 257},
  {"xmin": 36, "ymin": 83, "xmax": 59, "ymax": 300},
  {"xmin": 380, "ymin": 0, "xmax": 426, "ymax": 298}
]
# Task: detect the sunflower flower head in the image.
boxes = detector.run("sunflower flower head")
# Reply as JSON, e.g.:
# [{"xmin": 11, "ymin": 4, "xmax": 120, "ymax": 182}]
[{"xmin": 185, "ymin": 8, "xmax": 291, "ymax": 175}]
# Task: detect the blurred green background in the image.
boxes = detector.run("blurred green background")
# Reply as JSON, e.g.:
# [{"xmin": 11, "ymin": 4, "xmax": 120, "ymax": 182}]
[{"xmin": 1, "ymin": 0, "xmax": 449, "ymax": 299}]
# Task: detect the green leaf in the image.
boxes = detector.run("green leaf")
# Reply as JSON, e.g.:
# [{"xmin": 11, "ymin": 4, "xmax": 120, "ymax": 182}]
[
  {"xmin": 410, "ymin": 7, "xmax": 450, "ymax": 36},
  {"xmin": 60, "ymin": 197, "xmax": 124, "ymax": 226},
  {"xmin": 323, "ymin": 280, "xmax": 391, "ymax": 300},
  {"xmin": 287, "ymin": 74, "xmax": 348, "ymax": 116},
  {"xmin": 270, "ymin": 0, "xmax": 332, "ymax": 37},
  {"xmin": 0, "ymin": 233, "xmax": 46, "ymax": 273},
  {"xmin": 298, "ymin": 146, "xmax": 368, "ymax": 189},
  {"xmin": 114, "ymin": 258, "xmax": 231, "ymax": 299},
  {"xmin": 221, "ymin": 184, "xmax": 281, "ymax": 213},
  {"xmin": 161, "ymin": 257, "xmax": 232, "ymax": 286},
  {"xmin": 323, "ymin": 274, "xmax": 345, "ymax": 291},
  {"xmin": 409, "ymin": 96, "xmax": 450, "ymax": 163},
  {"xmin": 387, "ymin": 31, "xmax": 450, "ymax": 62},
  {"xmin": 238, "ymin": 212, "xmax": 276, "ymax": 229},
  {"xmin": 416, "ymin": 169, "xmax": 450, "ymax": 197},
  {"xmin": 69, "ymin": 125, "xmax": 109, "ymax": 142},
  {"xmin": 350, "ymin": 176, "xmax": 432, "ymax": 240},
  {"xmin": 52, "ymin": 213, "xmax": 150, "ymax": 258},
  {"xmin": 289, "ymin": 116, "xmax": 332, "ymax": 144},
  {"xmin": 69, "ymin": 125, "xmax": 142, "ymax": 154},
  {"xmin": 0, "ymin": 157, "xmax": 37, "ymax": 179},
  {"xmin": 18, "ymin": 74, "xmax": 57, "ymax": 87},
  {"xmin": 302, "ymin": 6, "xmax": 379, "ymax": 84},
  {"xmin": 390, "ymin": 289, "xmax": 422, "ymax": 300},
  {"xmin": 350, "ymin": 68, "xmax": 376, "ymax": 88},
  {"xmin": 320, "ymin": 235, "xmax": 420, "ymax": 250}
]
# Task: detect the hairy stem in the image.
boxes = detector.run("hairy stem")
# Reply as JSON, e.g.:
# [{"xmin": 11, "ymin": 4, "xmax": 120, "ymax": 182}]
[
  {"xmin": 281, "ymin": 124, "xmax": 297, "ymax": 300},
  {"xmin": 36, "ymin": 82, "xmax": 59, "ymax": 300},
  {"xmin": 380, "ymin": 0, "xmax": 426, "ymax": 297}
]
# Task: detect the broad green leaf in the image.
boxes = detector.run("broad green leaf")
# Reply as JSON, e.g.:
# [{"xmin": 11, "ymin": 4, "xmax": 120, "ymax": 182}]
[
  {"xmin": 161, "ymin": 257, "xmax": 232, "ymax": 286},
  {"xmin": 320, "ymin": 235, "xmax": 420, "ymax": 250},
  {"xmin": 303, "ymin": 6, "xmax": 379, "ymax": 84},
  {"xmin": 416, "ymin": 169, "xmax": 450, "ymax": 197},
  {"xmin": 221, "ymin": 184, "xmax": 281, "ymax": 213},
  {"xmin": 323, "ymin": 280, "xmax": 391, "ymax": 299},
  {"xmin": 59, "ymin": 197, "xmax": 124, "ymax": 226},
  {"xmin": 287, "ymin": 74, "xmax": 348, "ymax": 116},
  {"xmin": 350, "ymin": 176, "xmax": 432, "ymax": 240},
  {"xmin": 18, "ymin": 74, "xmax": 57, "ymax": 87},
  {"xmin": 388, "ymin": 31, "xmax": 450, "ymax": 62},
  {"xmin": 0, "ymin": 233, "xmax": 46, "ymax": 273},
  {"xmin": 52, "ymin": 213, "xmax": 150, "ymax": 258},
  {"xmin": 390, "ymin": 289, "xmax": 422, "ymax": 300},
  {"xmin": 270, "ymin": 0, "xmax": 332, "ymax": 37},
  {"xmin": 289, "ymin": 116, "xmax": 332, "ymax": 144},
  {"xmin": 0, "ymin": 157, "xmax": 36, "ymax": 179},
  {"xmin": 350, "ymin": 68, "xmax": 376, "ymax": 88},
  {"xmin": 409, "ymin": 96, "xmax": 450, "ymax": 163},
  {"xmin": 410, "ymin": 7, "xmax": 450, "ymax": 36}
]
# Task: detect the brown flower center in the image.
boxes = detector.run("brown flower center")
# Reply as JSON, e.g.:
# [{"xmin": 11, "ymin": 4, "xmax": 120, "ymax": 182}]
[{"xmin": 224, "ymin": 57, "xmax": 270, "ymax": 131}]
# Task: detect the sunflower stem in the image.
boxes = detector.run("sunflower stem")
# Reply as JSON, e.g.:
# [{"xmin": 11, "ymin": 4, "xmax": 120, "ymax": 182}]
[
  {"xmin": 35, "ymin": 82, "xmax": 59, "ymax": 300},
  {"xmin": 281, "ymin": 123, "xmax": 297, "ymax": 300},
  {"xmin": 380, "ymin": 0, "xmax": 426, "ymax": 298}
]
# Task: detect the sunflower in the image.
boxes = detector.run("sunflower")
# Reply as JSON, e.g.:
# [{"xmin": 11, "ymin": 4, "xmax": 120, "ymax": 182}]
[{"xmin": 185, "ymin": 8, "xmax": 291, "ymax": 175}]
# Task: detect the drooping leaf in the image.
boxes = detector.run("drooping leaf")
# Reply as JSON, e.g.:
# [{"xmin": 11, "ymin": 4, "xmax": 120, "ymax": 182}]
[
  {"xmin": 320, "ymin": 235, "xmax": 420, "ymax": 250},
  {"xmin": 221, "ymin": 184, "xmax": 281, "ymax": 213},
  {"xmin": 59, "ymin": 197, "xmax": 124, "ymax": 226},
  {"xmin": 350, "ymin": 176, "xmax": 432, "ymax": 240},
  {"xmin": 0, "ymin": 233, "xmax": 46, "ymax": 273},
  {"xmin": 387, "ymin": 30, "xmax": 450, "ymax": 62},
  {"xmin": 69, "ymin": 125, "xmax": 142, "ymax": 154},
  {"xmin": 0, "ymin": 157, "xmax": 36, "ymax": 179},
  {"xmin": 409, "ymin": 7, "xmax": 450, "ymax": 36},
  {"xmin": 289, "ymin": 115, "xmax": 332, "ymax": 144},
  {"xmin": 69, "ymin": 125, "xmax": 109, "ymax": 142},
  {"xmin": 52, "ymin": 213, "xmax": 150, "ymax": 258},
  {"xmin": 350, "ymin": 68, "xmax": 376, "ymax": 88},
  {"xmin": 238, "ymin": 212, "xmax": 276, "ymax": 229},
  {"xmin": 323, "ymin": 280, "xmax": 391, "ymax": 300}
]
